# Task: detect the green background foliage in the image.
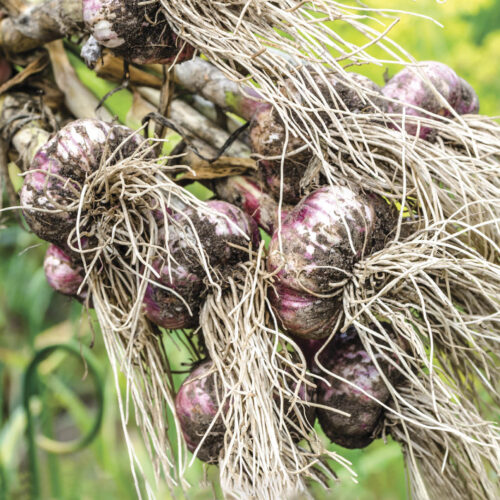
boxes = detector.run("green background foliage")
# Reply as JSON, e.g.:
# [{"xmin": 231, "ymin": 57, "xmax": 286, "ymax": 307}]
[{"xmin": 0, "ymin": 1, "xmax": 498, "ymax": 499}]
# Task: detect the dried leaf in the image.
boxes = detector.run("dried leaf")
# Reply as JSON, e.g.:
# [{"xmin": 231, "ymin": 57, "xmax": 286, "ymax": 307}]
[
  {"xmin": 179, "ymin": 154, "xmax": 256, "ymax": 180},
  {"xmin": 0, "ymin": 53, "xmax": 48, "ymax": 95},
  {"xmin": 94, "ymin": 51, "xmax": 162, "ymax": 88}
]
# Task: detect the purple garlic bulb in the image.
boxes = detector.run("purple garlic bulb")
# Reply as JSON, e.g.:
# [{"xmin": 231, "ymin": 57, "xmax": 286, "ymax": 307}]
[
  {"xmin": 82, "ymin": 0, "xmax": 194, "ymax": 65},
  {"xmin": 250, "ymin": 72, "xmax": 385, "ymax": 203},
  {"xmin": 205, "ymin": 200, "xmax": 261, "ymax": 258},
  {"xmin": 173, "ymin": 200, "xmax": 261, "ymax": 267},
  {"xmin": 175, "ymin": 361, "xmax": 226, "ymax": 463},
  {"xmin": 143, "ymin": 258, "xmax": 203, "ymax": 330},
  {"xmin": 315, "ymin": 326, "xmax": 395, "ymax": 449},
  {"xmin": 143, "ymin": 200, "xmax": 260, "ymax": 330},
  {"xmin": 268, "ymin": 185, "xmax": 395, "ymax": 339},
  {"xmin": 175, "ymin": 360, "xmax": 315, "ymax": 463},
  {"xmin": 214, "ymin": 176, "xmax": 291, "ymax": 235},
  {"xmin": 270, "ymin": 283, "xmax": 340, "ymax": 340},
  {"xmin": 20, "ymin": 119, "xmax": 144, "ymax": 248},
  {"xmin": 44, "ymin": 244, "xmax": 87, "ymax": 301},
  {"xmin": 268, "ymin": 186, "xmax": 376, "ymax": 295},
  {"xmin": 382, "ymin": 61, "xmax": 479, "ymax": 139}
]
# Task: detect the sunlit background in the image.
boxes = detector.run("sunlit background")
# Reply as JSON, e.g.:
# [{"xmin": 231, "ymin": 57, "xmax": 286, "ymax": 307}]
[{"xmin": 1, "ymin": 1, "xmax": 498, "ymax": 498}]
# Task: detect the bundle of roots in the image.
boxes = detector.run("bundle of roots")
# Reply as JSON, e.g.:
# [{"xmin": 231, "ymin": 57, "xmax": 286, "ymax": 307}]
[
  {"xmin": 199, "ymin": 255, "xmax": 336, "ymax": 498},
  {"xmin": 340, "ymin": 223, "xmax": 500, "ymax": 498}
]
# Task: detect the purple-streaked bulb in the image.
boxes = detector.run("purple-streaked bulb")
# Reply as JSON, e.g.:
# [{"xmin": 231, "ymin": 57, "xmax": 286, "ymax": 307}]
[
  {"xmin": 171, "ymin": 200, "xmax": 261, "ymax": 267},
  {"xmin": 268, "ymin": 185, "xmax": 376, "ymax": 295},
  {"xmin": 44, "ymin": 244, "xmax": 87, "ymax": 301},
  {"xmin": 215, "ymin": 176, "xmax": 291, "ymax": 235},
  {"xmin": 382, "ymin": 61, "xmax": 479, "ymax": 139},
  {"xmin": 143, "ymin": 200, "xmax": 260, "ymax": 330},
  {"xmin": 175, "ymin": 360, "xmax": 225, "ymax": 463},
  {"xmin": 269, "ymin": 283, "xmax": 340, "ymax": 340},
  {"xmin": 267, "ymin": 185, "xmax": 397, "ymax": 339},
  {"xmin": 315, "ymin": 326, "xmax": 392, "ymax": 449},
  {"xmin": 143, "ymin": 258, "xmax": 203, "ymax": 330},
  {"xmin": 20, "ymin": 119, "xmax": 144, "ymax": 248}
]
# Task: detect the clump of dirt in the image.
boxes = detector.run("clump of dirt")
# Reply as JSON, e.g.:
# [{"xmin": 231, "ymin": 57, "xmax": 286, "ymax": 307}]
[{"xmin": 85, "ymin": 1, "xmax": 194, "ymax": 64}]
